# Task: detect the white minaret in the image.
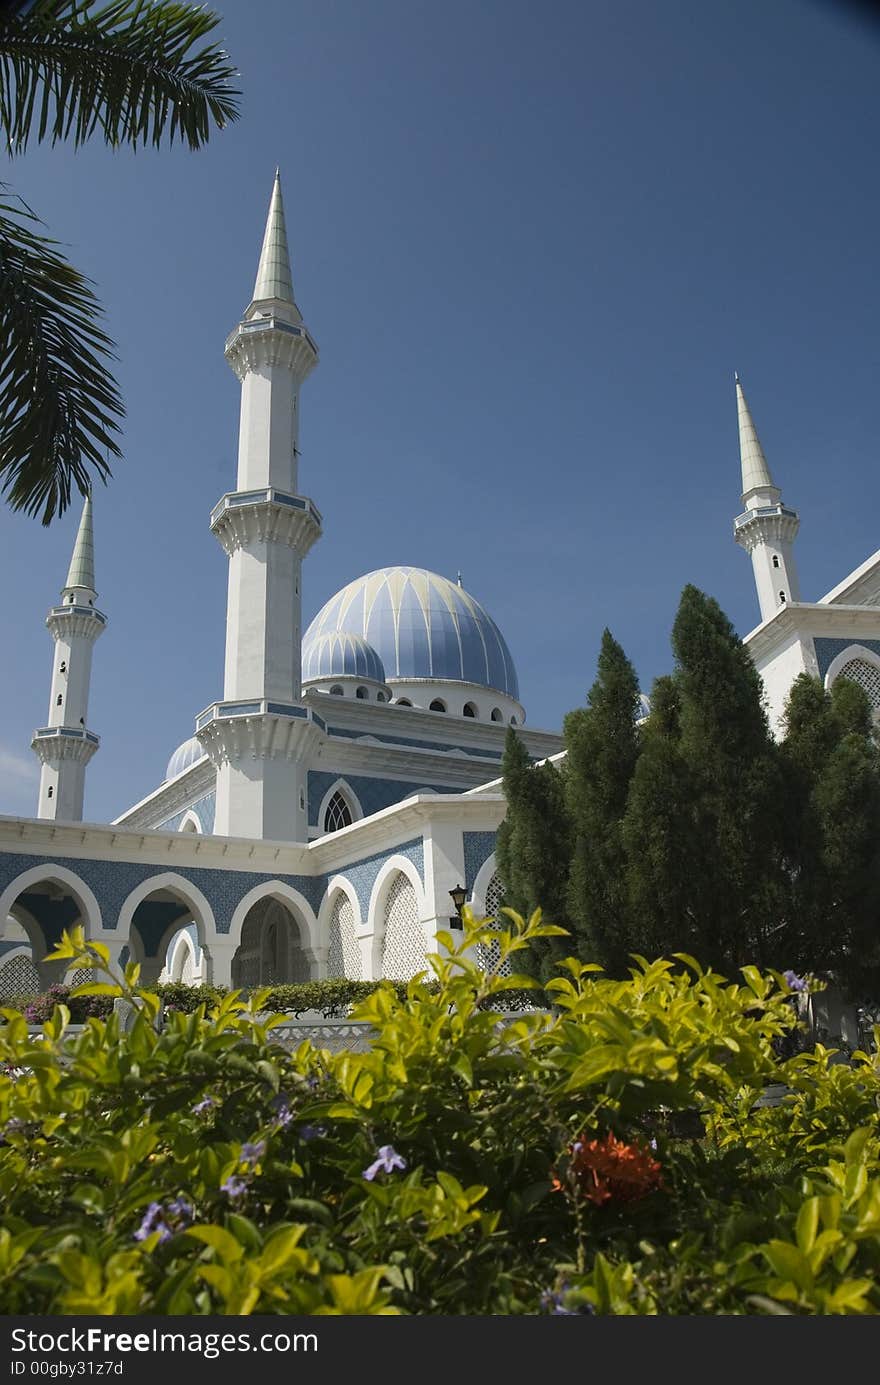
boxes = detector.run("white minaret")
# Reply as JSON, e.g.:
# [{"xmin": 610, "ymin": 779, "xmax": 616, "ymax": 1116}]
[
  {"xmin": 197, "ymin": 171, "xmax": 323, "ymax": 841},
  {"xmin": 31, "ymin": 494, "xmax": 106, "ymax": 820},
  {"xmin": 733, "ymin": 374, "xmax": 801, "ymax": 623}
]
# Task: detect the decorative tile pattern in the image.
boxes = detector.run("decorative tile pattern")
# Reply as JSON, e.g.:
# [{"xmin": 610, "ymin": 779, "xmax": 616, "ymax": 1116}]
[
  {"xmin": 463, "ymin": 831, "xmax": 497, "ymax": 893},
  {"xmin": 307, "ymin": 771, "xmax": 457, "ymax": 827},
  {"xmin": 339, "ymin": 838, "xmax": 424, "ymax": 914},
  {"xmin": 813, "ymin": 637, "xmax": 880, "ymax": 681},
  {"xmin": 327, "ymin": 892, "xmax": 361, "ymax": 979},
  {"xmin": 0, "ymin": 851, "xmax": 325, "ymax": 938}
]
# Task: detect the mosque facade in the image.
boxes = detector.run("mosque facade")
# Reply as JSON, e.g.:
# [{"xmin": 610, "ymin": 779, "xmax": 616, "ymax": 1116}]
[{"xmin": 1, "ymin": 174, "xmax": 879, "ymax": 998}]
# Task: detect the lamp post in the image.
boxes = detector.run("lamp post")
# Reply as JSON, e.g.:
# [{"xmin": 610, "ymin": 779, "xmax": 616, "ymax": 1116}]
[{"xmin": 449, "ymin": 883, "xmax": 467, "ymax": 930}]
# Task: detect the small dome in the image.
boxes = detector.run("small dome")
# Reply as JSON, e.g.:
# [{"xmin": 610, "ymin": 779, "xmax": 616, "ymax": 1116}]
[
  {"xmin": 637, "ymin": 692, "xmax": 652, "ymax": 722},
  {"xmin": 165, "ymin": 735, "xmax": 206, "ymax": 781},
  {"xmin": 303, "ymin": 566, "xmax": 519, "ymax": 698},
  {"xmin": 302, "ymin": 631, "xmax": 387, "ymax": 684}
]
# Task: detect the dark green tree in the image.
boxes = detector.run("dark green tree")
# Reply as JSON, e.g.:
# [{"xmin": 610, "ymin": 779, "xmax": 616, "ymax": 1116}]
[
  {"xmin": 780, "ymin": 673, "xmax": 880, "ymax": 996},
  {"xmin": 0, "ymin": 0, "xmax": 240, "ymax": 522},
  {"xmin": 564, "ymin": 629, "xmax": 641, "ymax": 972},
  {"xmin": 494, "ymin": 729, "xmax": 572, "ymax": 979}
]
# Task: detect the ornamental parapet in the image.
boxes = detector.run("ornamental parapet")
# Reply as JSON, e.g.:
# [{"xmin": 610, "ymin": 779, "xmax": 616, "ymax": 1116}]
[
  {"xmin": 31, "ymin": 726, "xmax": 100, "ymax": 765},
  {"xmin": 733, "ymin": 504, "xmax": 800, "ymax": 551},
  {"xmin": 210, "ymin": 489, "xmax": 322, "ymax": 556},
  {"xmin": 194, "ymin": 700, "xmax": 326, "ymax": 764},
  {"xmin": 45, "ymin": 605, "xmax": 107, "ymax": 642},
  {"xmin": 225, "ymin": 316, "xmax": 318, "ymax": 382}
]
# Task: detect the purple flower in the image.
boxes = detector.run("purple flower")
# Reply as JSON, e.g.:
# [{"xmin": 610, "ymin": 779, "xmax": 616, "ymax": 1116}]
[
  {"xmin": 363, "ymin": 1144, "xmax": 407, "ymax": 1181},
  {"xmin": 783, "ymin": 970, "xmax": 808, "ymax": 993},
  {"xmin": 540, "ymin": 1283, "xmax": 596, "ymax": 1316},
  {"xmin": 221, "ymin": 1175, "xmax": 248, "ymax": 1200},
  {"xmin": 274, "ymin": 1104, "xmax": 295, "ymax": 1128},
  {"xmin": 240, "ymin": 1140, "xmax": 265, "ymax": 1167},
  {"xmin": 134, "ymin": 1202, "xmax": 172, "ymax": 1244},
  {"xmin": 298, "ymin": 1123, "xmax": 327, "ymax": 1142},
  {"xmin": 166, "ymin": 1197, "xmax": 193, "ymax": 1224},
  {"xmin": 192, "ymin": 1096, "xmax": 216, "ymax": 1115}
]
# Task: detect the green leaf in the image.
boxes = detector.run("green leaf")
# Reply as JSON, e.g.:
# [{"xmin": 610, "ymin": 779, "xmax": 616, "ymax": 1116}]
[
  {"xmin": 186, "ymin": 1225, "xmax": 243, "ymax": 1263},
  {"xmin": 795, "ymin": 1198, "xmax": 819, "ymax": 1255},
  {"xmin": 762, "ymin": 1241, "xmax": 814, "ymax": 1292}
]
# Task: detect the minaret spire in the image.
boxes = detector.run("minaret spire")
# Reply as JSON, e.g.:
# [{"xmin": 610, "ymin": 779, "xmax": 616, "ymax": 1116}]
[
  {"xmin": 31, "ymin": 493, "xmax": 106, "ymax": 820},
  {"xmin": 250, "ymin": 168, "xmax": 297, "ymax": 311},
  {"xmin": 736, "ymin": 373, "xmax": 778, "ymax": 502},
  {"xmin": 733, "ymin": 374, "xmax": 801, "ymax": 623}
]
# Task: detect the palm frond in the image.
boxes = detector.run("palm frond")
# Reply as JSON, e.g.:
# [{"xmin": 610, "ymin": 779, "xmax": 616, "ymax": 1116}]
[
  {"xmin": 0, "ymin": 186, "xmax": 123, "ymax": 524},
  {"xmin": 0, "ymin": 0, "xmax": 240, "ymax": 153}
]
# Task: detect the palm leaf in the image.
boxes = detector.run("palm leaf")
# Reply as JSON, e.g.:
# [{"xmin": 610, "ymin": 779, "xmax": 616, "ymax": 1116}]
[
  {"xmin": 0, "ymin": 0, "xmax": 240, "ymax": 153},
  {"xmin": 0, "ymin": 186, "xmax": 122, "ymax": 523}
]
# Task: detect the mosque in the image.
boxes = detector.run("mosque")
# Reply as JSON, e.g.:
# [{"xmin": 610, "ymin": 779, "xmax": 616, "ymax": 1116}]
[{"xmin": 1, "ymin": 173, "xmax": 879, "ymax": 999}]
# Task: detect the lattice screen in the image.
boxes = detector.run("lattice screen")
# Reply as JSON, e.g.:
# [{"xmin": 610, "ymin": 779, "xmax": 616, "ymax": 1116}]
[
  {"xmin": 181, "ymin": 948, "xmax": 194, "ymax": 985},
  {"xmin": 477, "ymin": 872, "xmax": 512, "ymax": 977},
  {"xmin": 0, "ymin": 953, "xmax": 40, "ymax": 1001},
  {"xmin": 838, "ymin": 659, "xmax": 880, "ymax": 713},
  {"xmin": 381, "ymin": 874, "xmax": 427, "ymax": 980},
  {"xmin": 327, "ymin": 893, "xmax": 362, "ymax": 979}
]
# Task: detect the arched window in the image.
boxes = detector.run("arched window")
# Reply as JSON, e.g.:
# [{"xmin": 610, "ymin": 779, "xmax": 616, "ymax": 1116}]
[
  {"xmin": 779, "ymin": 591, "xmax": 786, "ymax": 603},
  {"xmin": 491, "ymin": 708, "xmax": 503, "ymax": 722},
  {"xmin": 47, "ymin": 786, "xmax": 53, "ymax": 799},
  {"xmin": 56, "ymin": 694, "xmax": 62, "ymax": 706},
  {"xmin": 59, "ymin": 661, "xmax": 66, "ymax": 673},
  {"xmin": 772, "ymin": 555, "xmax": 780, "ymax": 569},
  {"xmin": 463, "ymin": 702, "xmax": 478, "ymax": 718},
  {"xmin": 355, "ymin": 686, "xmax": 368, "ymax": 700},
  {"xmin": 510, "ymin": 716, "xmax": 518, "ymax": 725},
  {"xmin": 377, "ymin": 691, "xmax": 387, "ymax": 702},
  {"xmin": 329, "ymin": 685, "xmax": 344, "ymax": 696},
  {"xmin": 396, "ymin": 698, "xmax": 412, "ymax": 707},
  {"xmin": 324, "ymin": 790, "xmax": 353, "ymax": 834},
  {"xmin": 429, "ymin": 699, "xmax": 447, "ymax": 713}
]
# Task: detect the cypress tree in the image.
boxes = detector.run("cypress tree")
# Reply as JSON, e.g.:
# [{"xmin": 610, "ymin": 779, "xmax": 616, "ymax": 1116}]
[
  {"xmin": 668, "ymin": 585, "xmax": 786, "ymax": 972},
  {"xmin": 495, "ymin": 729, "xmax": 573, "ymax": 978},
  {"xmin": 780, "ymin": 674, "xmax": 880, "ymax": 994},
  {"xmin": 565, "ymin": 629, "xmax": 641, "ymax": 972}
]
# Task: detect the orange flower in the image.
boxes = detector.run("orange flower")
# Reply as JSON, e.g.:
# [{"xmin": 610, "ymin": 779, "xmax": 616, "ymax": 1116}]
[{"xmin": 559, "ymin": 1132, "xmax": 663, "ymax": 1206}]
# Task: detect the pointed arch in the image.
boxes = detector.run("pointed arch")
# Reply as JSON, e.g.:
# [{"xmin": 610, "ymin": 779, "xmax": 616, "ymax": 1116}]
[
  {"xmin": 368, "ymin": 855, "xmax": 428, "ymax": 980},
  {"xmin": 824, "ymin": 644, "xmax": 880, "ymax": 711},
  {"xmin": 0, "ymin": 864, "xmax": 103, "ymax": 941},
  {"xmin": 319, "ymin": 877, "xmax": 364, "ymax": 980},
  {"xmin": 178, "ymin": 810, "xmax": 203, "ymax": 834},
  {"xmin": 116, "ymin": 872, "xmax": 216, "ymax": 955},
  {"xmin": 227, "ymin": 880, "xmax": 319, "ymax": 953},
  {"xmin": 470, "ymin": 851, "xmax": 499, "ymax": 917},
  {"xmin": 316, "ymin": 778, "xmax": 363, "ymax": 835}
]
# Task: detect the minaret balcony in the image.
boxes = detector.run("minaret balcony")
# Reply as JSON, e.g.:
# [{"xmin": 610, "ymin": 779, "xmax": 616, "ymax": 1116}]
[
  {"xmin": 733, "ymin": 505, "xmax": 800, "ymax": 551},
  {"xmin": 210, "ymin": 488, "xmax": 322, "ymax": 557},
  {"xmin": 45, "ymin": 605, "xmax": 107, "ymax": 641},
  {"xmin": 225, "ymin": 316, "xmax": 318, "ymax": 382},
  {"xmin": 194, "ymin": 700, "xmax": 326, "ymax": 763},
  {"xmin": 31, "ymin": 726, "xmax": 100, "ymax": 764}
]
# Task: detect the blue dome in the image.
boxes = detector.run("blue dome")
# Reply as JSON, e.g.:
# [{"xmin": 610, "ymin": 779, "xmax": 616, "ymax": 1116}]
[
  {"xmin": 165, "ymin": 736, "xmax": 206, "ymax": 781},
  {"xmin": 302, "ymin": 631, "xmax": 387, "ymax": 684},
  {"xmin": 303, "ymin": 567, "xmax": 519, "ymax": 699}
]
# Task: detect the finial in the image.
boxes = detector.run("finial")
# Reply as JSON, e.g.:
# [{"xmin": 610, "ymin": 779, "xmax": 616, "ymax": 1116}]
[
  {"xmin": 456, "ymin": 571, "xmax": 463, "ymax": 588},
  {"xmin": 252, "ymin": 170, "xmax": 295, "ymax": 305},
  {"xmin": 734, "ymin": 370, "xmax": 740, "ymax": 383}
]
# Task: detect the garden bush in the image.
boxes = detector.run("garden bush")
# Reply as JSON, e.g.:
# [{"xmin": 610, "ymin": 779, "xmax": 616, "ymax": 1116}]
[{"xmin": 0, "ymin": 909, "xmax": 878, "ymax": 1315}]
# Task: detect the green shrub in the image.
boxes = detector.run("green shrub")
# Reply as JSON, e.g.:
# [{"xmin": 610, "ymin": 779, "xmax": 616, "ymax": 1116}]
[{"xmin": 0, "ymin": 912, "xmax": 878, "ymax": 1315}]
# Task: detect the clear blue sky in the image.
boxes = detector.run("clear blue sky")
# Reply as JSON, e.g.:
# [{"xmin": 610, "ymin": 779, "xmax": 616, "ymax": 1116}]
[{"xmin": 2, "ymin": 0, "xmax": 879, "ymax": 822}]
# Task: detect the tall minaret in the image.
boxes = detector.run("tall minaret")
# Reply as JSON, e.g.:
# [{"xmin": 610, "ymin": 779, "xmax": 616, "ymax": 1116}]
[
  {"xmin": 31, "ymin": 494, "xmax": 106, "ymax": 820},
  {"xmin": 733, "ymin": 374, "xmax": 801, "ymax": 623},
  {"xmin": 198, "ymin": 171, "xmax": 322, "ymax": 841}
]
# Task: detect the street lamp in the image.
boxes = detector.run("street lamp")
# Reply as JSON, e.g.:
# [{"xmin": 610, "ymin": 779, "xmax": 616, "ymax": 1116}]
[{"xmin": 449, "ymin": 883, "xmax": 467, "ymax": 929}]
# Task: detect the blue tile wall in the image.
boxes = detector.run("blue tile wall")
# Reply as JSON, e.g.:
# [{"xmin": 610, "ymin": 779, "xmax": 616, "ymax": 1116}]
[
  {"xmin": 814, "ymin": 637, "xmax": 880, "ymax": 681},
  {"xmin": 307, "ymin": 771, "xmax": 458, "ymax": 828},
  {"xmin": 157, "ymin": 791, "xmax": 216, "ymax": 835},
  {"xmin": 327, "ymin": 726, "xmax": 502, "ymax": 759},
  {"xmin": 0, "ymin": 851, "xmax": 325, "ymax": 941},
  {"xmin": 333, "ymin": 838, "xmax": 425, "ymax": 914},
  {"xmin": 463, "ymin": 831, "xmax": 497, "ymax": 894}
]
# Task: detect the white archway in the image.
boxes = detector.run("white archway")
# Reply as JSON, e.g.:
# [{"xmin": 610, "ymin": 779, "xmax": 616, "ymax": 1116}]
[
  {"xmin": 319, "ymin": 878, "xmax": 364, "ymax": 980},
  {"xmin": 227, "ymin": 880, "xmax": 319, "ymax": 955},
  {"xmin": 116, "ymin": 872, "xmax": 217, "ymax": 956},
  {"xmin": 0, "ymin": 864, "xmax": 103, "ymax": 942},
  {"xmin": 824, "ymin": 644, "xmax": 880, "ymax": 714},
  {"xmin": 318, "ymin": 875, "xmax": 363, "ymax": 940},
  {"xmin": 470, "ymin": 851, "xmax": 498, "ymax": 917},
  {"xmin": 178, "ymin": 810, "xmax": 203, "ymax": 834}
]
